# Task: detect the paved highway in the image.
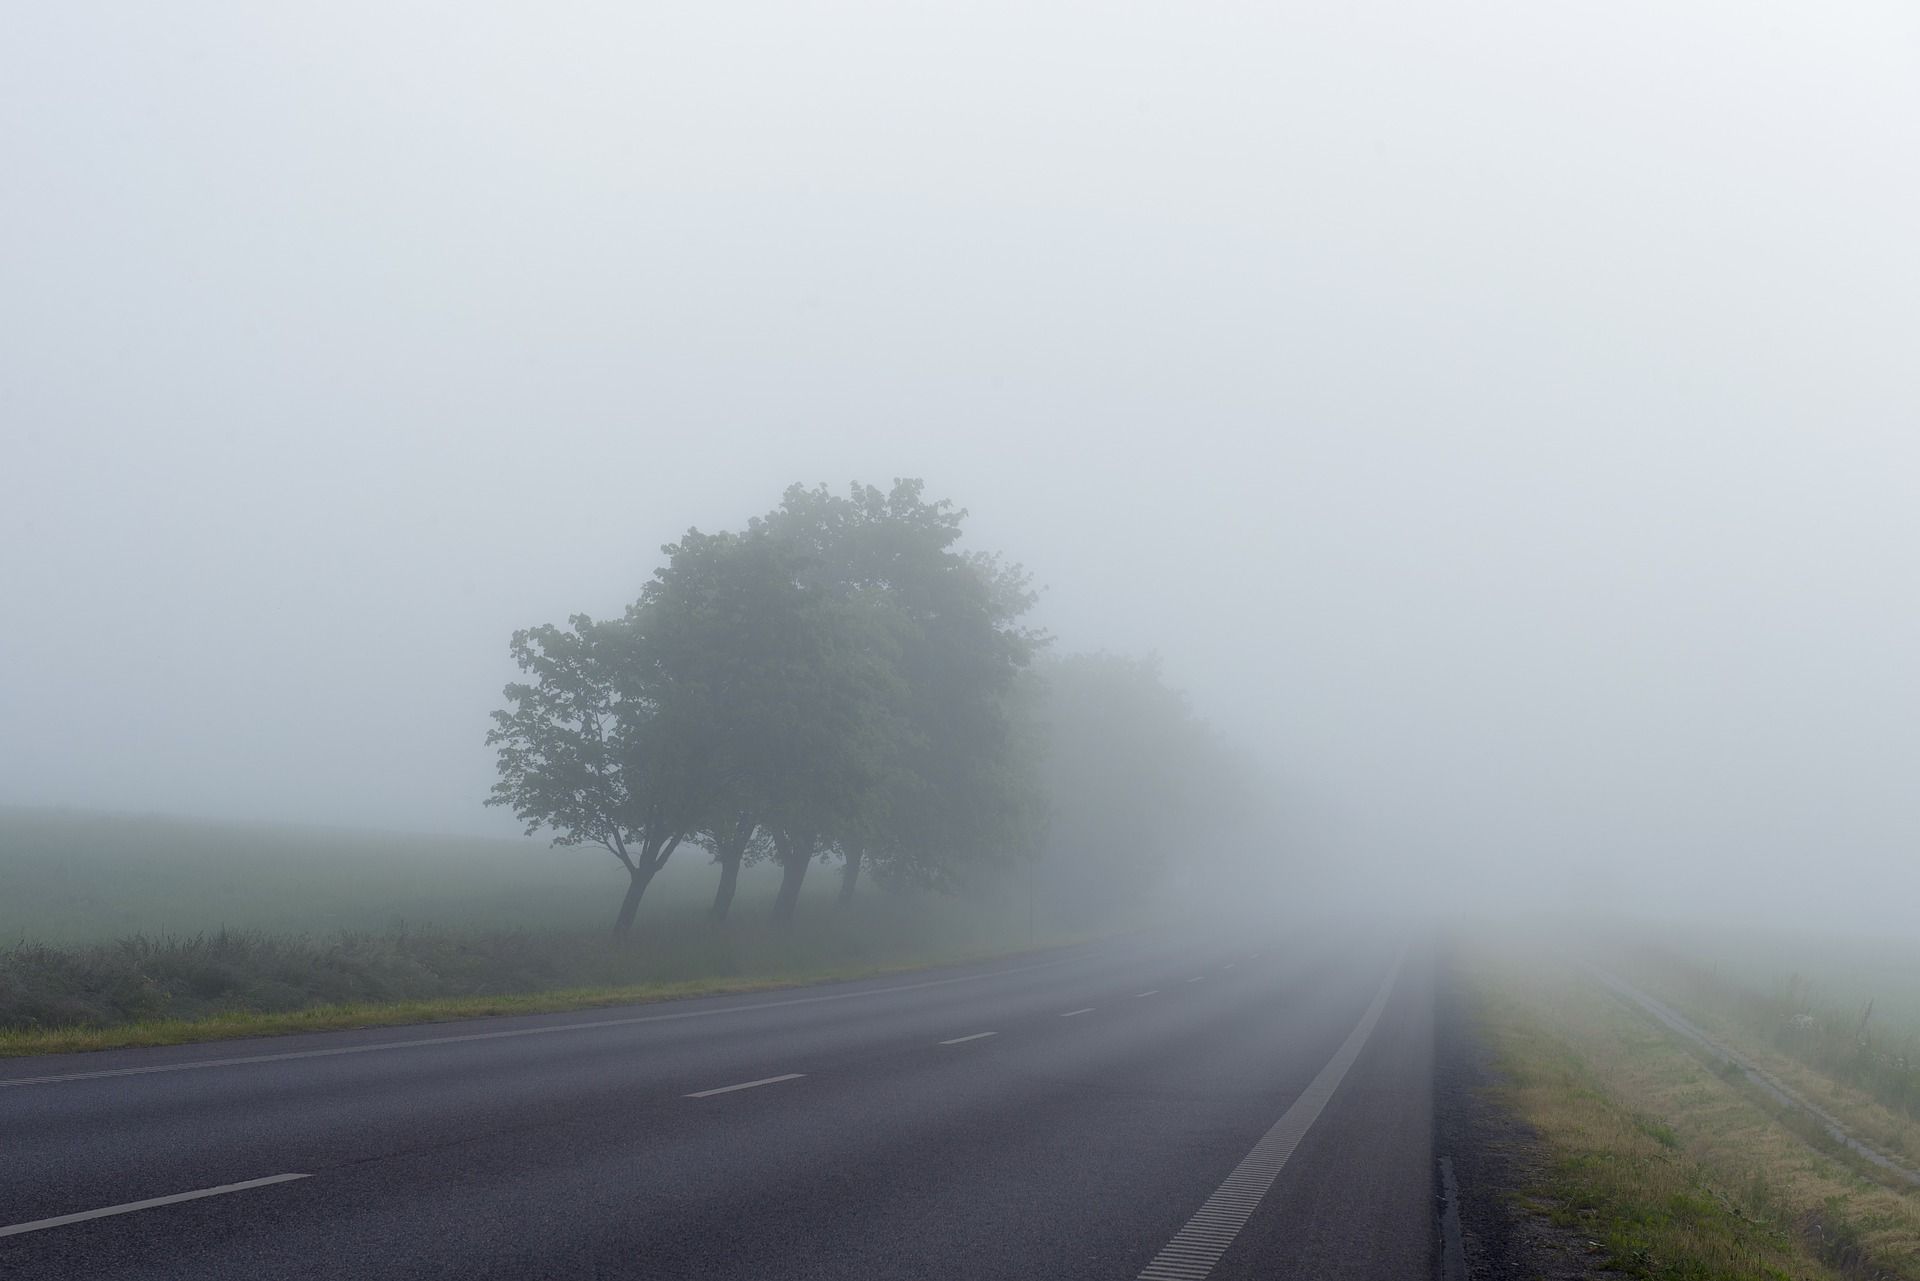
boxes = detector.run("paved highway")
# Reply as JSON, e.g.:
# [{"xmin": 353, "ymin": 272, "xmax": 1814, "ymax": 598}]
[{"xmin": 1, "ymin": 932, "xmax": 1433, "ymax": 1279}]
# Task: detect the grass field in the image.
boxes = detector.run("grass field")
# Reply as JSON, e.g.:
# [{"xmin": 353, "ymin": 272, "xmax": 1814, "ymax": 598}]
[
  {"xmin": 0, "ymin": 806, "xmax": 858, "ymax": 942},
  {"xmin": 1463, "ymin": 935, "xmax": 1920, "ymax": 1280},
  {"xmin": 0, "ymin": 807, "xmax": 1061, "ymax": 1053}
]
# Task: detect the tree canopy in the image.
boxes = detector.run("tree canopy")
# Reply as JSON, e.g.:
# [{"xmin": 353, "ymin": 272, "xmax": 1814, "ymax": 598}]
[{"xmin": 488, "ymin": 479, "xmax": 1259, "ymax": 936}]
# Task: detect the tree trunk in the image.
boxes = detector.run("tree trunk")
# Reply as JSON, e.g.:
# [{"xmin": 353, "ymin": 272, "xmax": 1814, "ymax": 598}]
[
  {"xmin": 612, "ymin": 862, "xmax": 657, "ymax": 936},
  {"xmin": 709, "ymin": 851, "xmax": 742, "ymax": 923},
  {"xmin": 771, "ymin": 832, "xmax": 811, "ymax": 925},
  {"xmin": 836, "ymin": 845, "xmax": 863, "ymax": 907}
]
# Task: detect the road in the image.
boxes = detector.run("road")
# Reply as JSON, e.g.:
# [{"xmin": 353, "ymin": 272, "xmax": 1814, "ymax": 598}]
[{"xmin": 1, "ymin": 931, "xmax": 1434, "ymax": 1279}]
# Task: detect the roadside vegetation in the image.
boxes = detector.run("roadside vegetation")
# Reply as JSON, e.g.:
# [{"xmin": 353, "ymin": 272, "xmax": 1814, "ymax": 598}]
[
  {"xmin": 0, "ymin": 899, "xmax": 1083, "ymax": 1056},
  {"xmin": 1463, "ymin": 943, "xmax": 1920, "ymax": 1280},
  {"xmin": 1609, "ymin": 935, "xmax": 1920, "ymax": 1132},
  {"xmin": 0, "ymin": 479, "xmax": 1259, "ymax": 1052}
]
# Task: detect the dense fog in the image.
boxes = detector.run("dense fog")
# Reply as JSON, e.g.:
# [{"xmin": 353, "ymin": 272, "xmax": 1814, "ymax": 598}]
[{"xmin": 4, "ymin": 3, "xmax": 1916, "ymax": 930}]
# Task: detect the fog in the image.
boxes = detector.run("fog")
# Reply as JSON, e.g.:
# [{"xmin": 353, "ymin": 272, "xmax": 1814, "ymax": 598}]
[{"xmin": 4, "ymin": 3, "xmax": 1916, "ymax": 931}]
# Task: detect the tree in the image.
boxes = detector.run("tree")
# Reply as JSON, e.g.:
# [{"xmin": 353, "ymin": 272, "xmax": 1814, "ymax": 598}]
[
  {"xmin": 752, "ymin": 584, "xmax": 902, "ymax": 923},
  {"xmin": 752, "ymin": 481, "xmax": 1046, "ymax": 907},
  {"xmin": 485, "ymin": 615, "xmax": 705, "ymax": 936},
  {"xmin": 1030, "ymin": 652, "xmax": 1245, "ymax": 920},
  {"xmin": 694, "ymin": 811, "xmax": 768, "ymax": 922},
  {"xmin": 621, "ymin": 528, "xmax": 778, "ymax": 926},
  {"xmin": 640, "ymin": 521, "xmax": 904, "ymax": 925},
  {"xmin": 489, "ymin": 478, "xmax": 1057, "ymax": 932}
]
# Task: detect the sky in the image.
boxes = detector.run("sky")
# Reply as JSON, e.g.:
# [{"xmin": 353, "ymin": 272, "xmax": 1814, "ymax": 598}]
[{"xmin": 4, "ymin": 2, "xmax": 1916, "ymax": 926}]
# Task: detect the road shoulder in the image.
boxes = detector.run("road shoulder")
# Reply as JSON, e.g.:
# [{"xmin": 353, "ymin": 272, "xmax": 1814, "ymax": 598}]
[{"xmin": 1435, "ymin": 953, "xmax": 1621, "ymax": 1280}]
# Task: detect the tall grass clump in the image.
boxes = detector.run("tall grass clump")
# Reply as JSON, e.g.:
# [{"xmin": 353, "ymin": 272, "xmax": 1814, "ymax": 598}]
[{"xmin": 1765, "ymin": 980, "xmax": 1920, "ymax": 1123}]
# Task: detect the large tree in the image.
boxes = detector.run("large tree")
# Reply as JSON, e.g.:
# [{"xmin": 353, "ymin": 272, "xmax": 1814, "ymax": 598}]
[
  {"xmin": 488, "ymin": 478, "xmax": 1052, "ymax": 932},
  {"xmin": 485, "ymin": 615, "xmax": 706, "ymax": 935},
  {"xmin": 757, "ymin": 579, "xmax": 902, "ymax": 923},
  {"xmin": 694, "ymin": 810, "xmax": 768, "ymax": 923},
  {"xmin": 753, "ymin": 481, "xmax": 1046, "ymax": 907},
  {"xmin": 642, "ymin": 522, "xmax": 904, "ymax": 924}
]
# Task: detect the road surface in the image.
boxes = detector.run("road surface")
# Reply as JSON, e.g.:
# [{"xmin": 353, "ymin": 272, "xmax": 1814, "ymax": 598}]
[{"xmin": 1, "ymin": 932, "xmax": 1433, "ymax": 1279}]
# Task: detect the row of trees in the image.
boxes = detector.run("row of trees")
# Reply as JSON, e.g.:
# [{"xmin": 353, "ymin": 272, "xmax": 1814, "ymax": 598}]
[{"xmin": 487, "ymin": 480, "xmax": 1245, "ymax": 935}]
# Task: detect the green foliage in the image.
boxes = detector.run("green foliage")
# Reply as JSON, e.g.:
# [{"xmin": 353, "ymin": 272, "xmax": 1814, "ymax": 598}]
[
  {"xmin": 753, "ymin": 480, "xmax": 1046, "ymax": 896},
  {"xmin": 486, "ymin": 613, "xmax": 704, "ymax": 932},
  {"xmin": 487, "ymin": 479, "xmax": 1062, "ymax": 932}
]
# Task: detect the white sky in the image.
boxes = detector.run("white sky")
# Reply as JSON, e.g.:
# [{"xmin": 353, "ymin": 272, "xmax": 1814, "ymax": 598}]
[{"xmin": 4, "ymin": 2, "xmax": 1917, "ymax": 924}]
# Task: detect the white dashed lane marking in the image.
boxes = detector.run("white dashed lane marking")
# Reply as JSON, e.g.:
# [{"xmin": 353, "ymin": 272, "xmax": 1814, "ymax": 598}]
[
  {"xmin": 938, "ymin": 1032, "xmax": 998, "ymax": 1045},
  {"xmin": 0, "ymin": 1174, "xmax": 310, "ymax": 1239},
  {"xmin": 685, "ymin": 1073, "xmax": 805, "ymax": 1098}
]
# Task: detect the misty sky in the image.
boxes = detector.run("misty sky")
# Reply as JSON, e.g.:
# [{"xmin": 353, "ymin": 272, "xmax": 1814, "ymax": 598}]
[{"xmin": 5, "ymin": 3, "xmax": 1916, "ymax": 925}]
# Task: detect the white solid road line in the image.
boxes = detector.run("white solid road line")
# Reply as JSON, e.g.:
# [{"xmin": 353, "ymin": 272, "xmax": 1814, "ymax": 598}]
[
  {"xmin": 685, "ymin": 1073, "xmax": 806, "ymax": 1099},
  {"xmin": 1060, "ymin": 1008, "xmax": 1095, "ymax": 1017},
  {"xmin": 938, "ymin": 1032, "xmax": 998, "ymax": 1045},
  {"xmin": 1135, "ymin": 990, "xmax": 1160, "ymax": 998},
  {"xmin": 1, "ymin": 959, "xmax": 1072, "ymax": 1090},
  {"xmin": 0, "ymin": 1174, "xmax": 310, "ymax": 1239},
  {"xmin": 1132, "ymin": 951, "xmax": 1406, "ymax": 1281}
]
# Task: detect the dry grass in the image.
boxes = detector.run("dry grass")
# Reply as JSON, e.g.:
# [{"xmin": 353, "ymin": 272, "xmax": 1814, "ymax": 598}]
[
  {"xmin": 1467, "ymin": 946, "xmax": 1920, "ymax": 1280},
  {"xmin": 1615, "ymin": 956, "xmax": 1920, "ymax": 1176}
]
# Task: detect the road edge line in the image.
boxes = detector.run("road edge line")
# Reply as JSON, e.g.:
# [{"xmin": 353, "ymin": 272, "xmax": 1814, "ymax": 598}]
[{"xmin": 1133, "ymin": 949, "xmax": 1406, "ymax": 1280}]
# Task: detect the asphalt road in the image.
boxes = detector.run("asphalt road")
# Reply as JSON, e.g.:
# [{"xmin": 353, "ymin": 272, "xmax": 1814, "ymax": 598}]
[{"xmin": 1, "ymin": 931, "xmax": 1434, "ymax": 1280}]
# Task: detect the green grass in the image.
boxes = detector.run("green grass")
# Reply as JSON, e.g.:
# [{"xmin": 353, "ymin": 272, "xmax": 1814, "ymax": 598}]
[
  {"xmin": 1465, "ymin": 944, "xmax": 1920, "ymax": 1281},
  {"xmin": 0, "ymin": 806, "xmax": 779, "ymax": 942},
  {"xmin": 0, "ymin": 807, "xmax": 1085, "ymax": 1057},
  {"xmin": 0, "ymin": 899, "xmax": 1057, "ymax": 1033}
]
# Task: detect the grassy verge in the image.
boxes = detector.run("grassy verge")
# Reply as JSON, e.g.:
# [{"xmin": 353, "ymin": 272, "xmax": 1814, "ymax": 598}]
[
  {"xmin": 0, "ymin": 938, "xmax": 1071, "ymax": 1058},
  {"xmin": 0, "ymin": 808, "xmax": 1115, "ymax": 1059},
  {"xmin": 0, "ymin": 891, "xmax": 1106, "ymax": 1058},
  {"xmin": 1464, "ymin": 945, "xmax": 1920, "ymax": 1280},
  {"xmin": 1614, "ymin": 945, "xmax": 1920, "ymax": 1143}
]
